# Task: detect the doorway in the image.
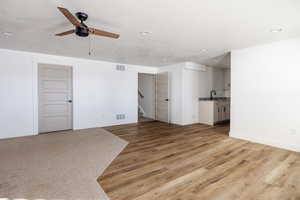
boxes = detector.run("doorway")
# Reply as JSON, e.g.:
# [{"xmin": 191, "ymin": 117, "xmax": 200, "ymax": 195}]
[
  {"xmin": 138, "ymin": 73, "xmax": 156, "ymax": 122},
  {"xmin": 38, "ymin": 64, "xmax": 73, "ymax": 133},
  {"xmin": 138, "ymin": 72, "xmax": 170, "ymax": 123}
]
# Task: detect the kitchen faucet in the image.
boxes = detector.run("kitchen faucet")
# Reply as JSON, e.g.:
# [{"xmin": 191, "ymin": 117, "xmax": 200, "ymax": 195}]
[{"xmin": 210, "ymin": 90, "xmax": 216, "ymax": 100}]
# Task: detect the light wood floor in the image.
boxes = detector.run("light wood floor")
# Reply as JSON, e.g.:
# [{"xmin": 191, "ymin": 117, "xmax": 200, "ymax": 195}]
[{"xmin": 99, "ymin": 121, "xmax": 300, "ymax": 200}]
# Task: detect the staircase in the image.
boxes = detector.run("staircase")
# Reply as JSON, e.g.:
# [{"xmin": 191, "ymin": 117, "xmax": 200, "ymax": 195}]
[
  {"xmin": 138, "ymin": 105, "xmax": 145, "ymax": 118},
  {"xmin": 138, "ymin": 90, "xmax": 146, "ymax": 118}
]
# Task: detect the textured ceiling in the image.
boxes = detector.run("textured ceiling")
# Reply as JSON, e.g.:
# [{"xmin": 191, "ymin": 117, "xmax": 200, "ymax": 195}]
[
  {"xmin": 201, "ymin": 53, "xmax": 231, "ymax": 68},
  {"xmin": 0, "ymin": 0, "xmax": 300, "ymax": 67}
]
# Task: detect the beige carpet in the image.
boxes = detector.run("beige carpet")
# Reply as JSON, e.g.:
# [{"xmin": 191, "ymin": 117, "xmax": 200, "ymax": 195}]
[{"xmin": 0, "ymin": 127, "xmax": 128, "ymax": 200}]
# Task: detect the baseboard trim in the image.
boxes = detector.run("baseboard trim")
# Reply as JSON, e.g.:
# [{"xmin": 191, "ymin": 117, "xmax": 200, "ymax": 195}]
[{"xmin": 230, "ymin": 131, "xmax": 300, "ymax": 153}]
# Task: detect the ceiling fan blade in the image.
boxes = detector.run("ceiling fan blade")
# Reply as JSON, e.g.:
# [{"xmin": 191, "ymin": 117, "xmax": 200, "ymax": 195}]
[
  {"xmin": 89, "ymin": 28, "xmax": 120, "ymax": 39},
  {"xmin": 55, "ymin": 29, "xmax": 75, "ymax": 36},
  {"xmin": 57, "ymin": 7, "xmax": 83, "ymax": 27}
]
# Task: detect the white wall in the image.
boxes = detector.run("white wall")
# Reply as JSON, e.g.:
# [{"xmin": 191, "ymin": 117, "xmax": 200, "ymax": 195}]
[
  {"xmin": 138, "ymin": 73, "xmax": 156, "ymax": 119},
  {"xmin": 158, "ymin": 62, "xmax": 226, "ymax": 125},
  {"xmin": 224, "ymin": 69, "xmax": 231, "ymax": 97},
  {"xmin": 0, "ymin": 48, "xmax": 157, "ymax": 139},
  {"xmin": 230, "ymin": 38, "xmax": 300, "ymax": 152},
  {"xmin": 182, "ymin": 63, "xmax": 208, "ymax": 125},
  {"xmin": 0, "ymin": 51, "xmax": 35, "ymax": 139}
]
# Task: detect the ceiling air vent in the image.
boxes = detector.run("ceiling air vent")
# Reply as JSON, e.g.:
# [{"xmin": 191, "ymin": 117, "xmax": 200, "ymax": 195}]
[{"xmin": 116, "ymin": 64, "xmax": 126, "ymax": 71}]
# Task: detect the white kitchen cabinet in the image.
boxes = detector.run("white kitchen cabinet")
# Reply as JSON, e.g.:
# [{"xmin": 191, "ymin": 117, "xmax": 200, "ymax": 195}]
[
  {"xmin": 218, "ymin": 101, "xmax": 230, "ymax": 122},
  {"xmin": 217, "ymin": 103, "xmax": 224, "ymax": 122},
  {"xmin": 199, "ymin": 101, "xmax": 215, "ymax": 126},
  {"xmin": 199, "ymin": 100, "xmax": 230, "ymax": 126}
]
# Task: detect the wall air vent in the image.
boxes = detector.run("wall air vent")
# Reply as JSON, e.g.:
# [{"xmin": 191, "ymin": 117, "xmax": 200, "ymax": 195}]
[
  {"xmin": 116, "ymin": 114, "xmax": 126, "ymax": 120},
  {"xmin": 116, "ymin": 64, "xmax": 126, "ymax": 71},
  {"xmin": 184, "ymin": 62, "xmax": 207, "ymax": 72}
]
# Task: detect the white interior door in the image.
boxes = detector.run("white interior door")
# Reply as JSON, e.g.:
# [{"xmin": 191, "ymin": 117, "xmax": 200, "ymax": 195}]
[
  {"xmin": 156, "ymin": 72, "xmax": 170, "ymax": 123},
  {"xmin": 38, "ymin": 64, "xmax": 73, "ymax": 133}
]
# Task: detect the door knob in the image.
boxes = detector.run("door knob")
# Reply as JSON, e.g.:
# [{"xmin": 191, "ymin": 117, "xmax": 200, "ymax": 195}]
[
  {"xmin": 165, "ymin": 98, "xmax": 169, "ymax": 101},
  {"xmin": 67, "ymin": 100, "xmax": 73, "ymax": 103}
]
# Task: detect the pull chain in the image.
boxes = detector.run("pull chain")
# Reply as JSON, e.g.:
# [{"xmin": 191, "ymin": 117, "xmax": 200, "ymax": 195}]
[{"xmin": 88, "ymin": 35, "xmax": 92, "ymax": 56}]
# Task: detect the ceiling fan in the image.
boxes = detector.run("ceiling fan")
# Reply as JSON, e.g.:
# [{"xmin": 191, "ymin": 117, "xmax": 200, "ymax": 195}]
[{"xmin": 56, "ymin": 7, "xmax": 120, "ymax": 39}]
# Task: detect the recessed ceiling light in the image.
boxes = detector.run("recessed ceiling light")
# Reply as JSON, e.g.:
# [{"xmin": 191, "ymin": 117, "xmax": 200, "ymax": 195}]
[
  {"xmin": 140, "ymin": 31, "xmax": 151, "ymax": 36},
  {"xmin": 200, "ymin": 49, "xmax": 207, "ymax": 52},
  {"xmin": 270, "ymin": 28, "xmax": 283, "ymax": 33},
  {"xmin": 2, "ymin": 32, "xmax": 13, "ymax": 37}
]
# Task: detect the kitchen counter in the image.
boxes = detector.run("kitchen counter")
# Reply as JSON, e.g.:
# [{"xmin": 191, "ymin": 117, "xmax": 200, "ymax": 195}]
[{"xmin": 199, "ymin": 97, "xmax": 230, "ymax": 101}]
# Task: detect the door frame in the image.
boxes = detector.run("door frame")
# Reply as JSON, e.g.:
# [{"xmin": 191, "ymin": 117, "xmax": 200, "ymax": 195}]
[{"xmin": 37, "ymin": 63, "xmax": 74, "ymax": 133}]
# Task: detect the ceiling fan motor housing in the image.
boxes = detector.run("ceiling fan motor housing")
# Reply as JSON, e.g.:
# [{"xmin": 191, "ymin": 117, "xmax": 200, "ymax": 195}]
[
  {"xmin": 75, "ymin": 12, "xmax": 89, "ymax": 37},
  {"xmin": 76, "ymin": 12, "xmax": 88, "ymax": 21},
  {"xmin": 75, "ymin": 26, "xmax": 89, "ymax": 37}
]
